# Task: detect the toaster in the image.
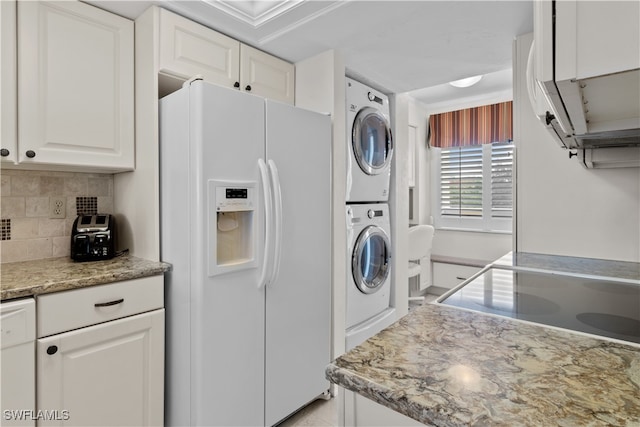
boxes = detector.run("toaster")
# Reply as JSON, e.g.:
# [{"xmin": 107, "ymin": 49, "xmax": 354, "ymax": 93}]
[{"xmin": 71, "ymin": 214, "xmax": 116, "ymax": 261}]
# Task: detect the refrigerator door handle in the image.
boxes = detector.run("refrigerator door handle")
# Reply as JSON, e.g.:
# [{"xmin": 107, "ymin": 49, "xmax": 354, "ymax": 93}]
[
  {"xmin": 258, "ymin": 158, "xmax": 273, "ymax": 289},
  {"xmin": 268, "ymin": 159, "xmax": 283, "ymax": 285}
]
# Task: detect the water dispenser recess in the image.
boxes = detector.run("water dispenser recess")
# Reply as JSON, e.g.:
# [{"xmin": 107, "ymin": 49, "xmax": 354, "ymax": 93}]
[{"xmin": 208, "ymin": 180, "xmax": 258, "ymax": 276}]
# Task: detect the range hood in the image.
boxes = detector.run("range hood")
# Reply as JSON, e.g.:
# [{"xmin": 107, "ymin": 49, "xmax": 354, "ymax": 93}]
[{"xmin": 531, "ymin": 1, "xmax": 640, "ymax": 168}]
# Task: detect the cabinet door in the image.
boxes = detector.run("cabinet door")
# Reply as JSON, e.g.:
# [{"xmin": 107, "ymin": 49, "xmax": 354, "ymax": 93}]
[
  {"xmin": 1, "ymin": 298, "xmax": 35, "ymax": 427},
  {"xmin": 37, "ymin": 309, "xmax": 164, "ymax": 427},
  {"xmin": 555, "ymin": 1, "xmax": 640, "ymax": 81},
  {"xmin": 432, "ymin": 262, "xmax": 481, "ymax": 290},
  {"xmin": 240, "ymin": 44, "xmax": 294, "ymax": 104},
  {"xmin": 159, "ymin": 8, "xmax": 240, "ymax": 88},
  {"xmin": 0, "ymin": 0, "xmax": 17, "ymax": 164},
  {"xmin": 18, "ymin": 1, "xmax": 134, "ymax": 171}
]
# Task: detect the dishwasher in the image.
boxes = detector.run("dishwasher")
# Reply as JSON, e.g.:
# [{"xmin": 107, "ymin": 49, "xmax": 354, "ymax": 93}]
[{"xmin": 1, "ymin": 298, "xmax": 36, "ymax": 427}]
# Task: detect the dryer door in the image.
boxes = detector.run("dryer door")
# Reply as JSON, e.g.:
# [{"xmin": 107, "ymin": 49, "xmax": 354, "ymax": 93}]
[
  {"xmin": 352, "ymin": 107, "xmax": 393, "ymax": 175},
  {"xmin": 352, "ymin": 226, "xmax": 391, "ymax": 294}
]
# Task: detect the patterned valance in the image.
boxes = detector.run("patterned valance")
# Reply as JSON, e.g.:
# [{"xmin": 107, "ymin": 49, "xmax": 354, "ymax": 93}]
[{"xmin": 429, "ymin": 101, "xmax": 513, "ymax": 148}]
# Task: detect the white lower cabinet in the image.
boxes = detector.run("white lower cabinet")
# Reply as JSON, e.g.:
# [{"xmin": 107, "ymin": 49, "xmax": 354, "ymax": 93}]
[
  {"xmin": 432, "ymin": 262, "xmax": 482, "ymax": 290},
  {"xmin": 35, "ymin": 277, "xmax": 164, "ymax": 427},
  {"xmin": 1, "ymin": 298, "xmax": 36, "ymax": 427},
  {"xmin": 345, "ymin": 390, "xmax": 422, "ymax": 427},
  {"xmin": 36, "ymin": 310, "xmax": 164, "ymax": 427}
]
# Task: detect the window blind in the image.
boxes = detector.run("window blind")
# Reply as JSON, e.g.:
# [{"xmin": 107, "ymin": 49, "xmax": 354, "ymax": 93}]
[
  {"xmin": 491, "ymin": 142, "xmax": 514, "ymax": 218},
  {"xmin": 440, "ymin": 146, "xmax": 483, "ymax": 217}
]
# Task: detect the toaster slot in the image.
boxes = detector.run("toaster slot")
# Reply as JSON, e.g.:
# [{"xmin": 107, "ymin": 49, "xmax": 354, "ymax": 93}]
[{"xmin": 73, "ymin": 235, "xmax": 90, "ymax": 257}]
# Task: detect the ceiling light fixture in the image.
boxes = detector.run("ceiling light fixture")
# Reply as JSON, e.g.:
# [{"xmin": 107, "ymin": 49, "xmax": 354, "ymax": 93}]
[{"xmin": 449, "ymin": 75, "xmax": 483, "ymax": 88}]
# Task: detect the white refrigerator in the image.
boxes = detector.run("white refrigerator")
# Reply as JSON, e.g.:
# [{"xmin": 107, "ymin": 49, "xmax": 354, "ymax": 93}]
[{"xmin": 160, "ymin": 80, "xmax": 332, "ymax": 426}]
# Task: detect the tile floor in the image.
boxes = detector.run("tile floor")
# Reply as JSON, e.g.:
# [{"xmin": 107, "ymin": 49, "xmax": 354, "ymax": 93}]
[{"xmin": 409, "ymin": 292, "xmax": 440, "ymax": 311}]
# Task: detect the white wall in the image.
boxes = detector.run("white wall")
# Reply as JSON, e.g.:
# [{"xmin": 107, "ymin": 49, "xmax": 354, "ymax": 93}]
[
  {"xmin": 408, "ymin": 99, "xmax": 431, "ymax": 226},
  {"xmin": 295, "ymin": 50, "xmax": 347, "ymax": 360},
  {"xmin": 390, "ymin": 94, "xmax": 410, "ymax": 318},
  {"xmin": 114, "ymin": 6, "xmax": 160, "ymax": 261},
  {"xmin": 514, "ymin": 33, "xmax": 640, "ymax": 262}
]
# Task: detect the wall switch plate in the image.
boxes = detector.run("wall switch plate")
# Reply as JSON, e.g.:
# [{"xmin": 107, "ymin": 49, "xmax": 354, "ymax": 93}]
[{"xmin": 49, "ymin": 197, "xmax": 66, "ymax": 219}]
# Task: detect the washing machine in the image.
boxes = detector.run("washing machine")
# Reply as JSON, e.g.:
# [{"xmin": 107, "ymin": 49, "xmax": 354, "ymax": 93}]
[
  {"xmin": 346, "ymin": 203, "xmax": 392, "ymax": 330},
  {"xmin": 345, "ymin": 77, "xmax": 394, "ymax": 203}
]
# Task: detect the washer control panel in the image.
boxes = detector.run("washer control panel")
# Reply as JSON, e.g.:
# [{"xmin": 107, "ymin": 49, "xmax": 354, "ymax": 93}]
[{"xmin": 367, "ymin": 209, "xmax": 384, "ymax": 219}]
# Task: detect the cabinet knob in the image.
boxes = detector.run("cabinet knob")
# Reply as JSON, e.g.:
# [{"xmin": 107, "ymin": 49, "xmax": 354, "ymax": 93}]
[
  {"xmin": 47, "ymin": 345, "xmax": 58, "ymax": 355},
  {"xmin": 233, "ymin": 82, "xmax": 240, "ymax": 88},
  {"xmin": 0, "ymin": 148, "xmax": 9, "ymax": 157},
  {"xmin": 25, "ymin": 150, "xmax": 36, "ymax": 158},
  {"xmin": 245, "ymin": 85, "xmax": 252, "ymax": 92}
]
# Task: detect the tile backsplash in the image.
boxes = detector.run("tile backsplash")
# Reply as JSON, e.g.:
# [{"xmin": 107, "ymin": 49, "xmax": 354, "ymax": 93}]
[{"xmin": 0, "ymin": 170, "xmax": 114, "ymax": 263}]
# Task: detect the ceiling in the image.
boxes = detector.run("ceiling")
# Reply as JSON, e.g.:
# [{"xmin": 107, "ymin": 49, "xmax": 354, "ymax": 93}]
[{"xmin": 87, "ymin": 0, "xmax": 533, "ymax": 107}]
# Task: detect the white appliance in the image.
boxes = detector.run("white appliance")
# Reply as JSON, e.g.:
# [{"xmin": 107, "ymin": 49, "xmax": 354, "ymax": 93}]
[
  {"xmin": 345, "ymin": 204, "xmax": 393, "ymax": 331},
  {"xmin": 1, "ymin": 298, "xmax": 36, "ymax": 427},
  {"xmin": 530, "ymin": 1, "xmax": 640, "ymax": 167},
  {"xmin": 345, "ymin": 77, "xmax": 393, "ymax": 202},
  {"xmin": 160, "ymin": 80, "xmax": 331, "ymax": 427}
]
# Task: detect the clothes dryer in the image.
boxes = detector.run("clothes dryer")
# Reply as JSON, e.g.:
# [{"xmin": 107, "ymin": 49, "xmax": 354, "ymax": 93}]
[
  {"xmin": 346, "ymin": 203, "xmax": 392, "ymax": 329},
  {"xmin": 345, "ymin": 77, "xmax": 393, "ymax": 203}
]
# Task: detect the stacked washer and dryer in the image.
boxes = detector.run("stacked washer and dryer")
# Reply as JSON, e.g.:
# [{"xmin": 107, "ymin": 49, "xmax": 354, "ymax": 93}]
[{"xmin": 345, "ymin": 77, "xmax": 396, "ymax": 351}]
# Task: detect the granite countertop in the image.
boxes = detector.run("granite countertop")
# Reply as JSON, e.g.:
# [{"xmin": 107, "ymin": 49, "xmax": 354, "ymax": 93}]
[
  {"xmin": 327, "ymin": 303, "xmax": 640, "ymax": 426},
  {"xmin": 1, "ymin": 255, "xmax": 171, "ymax": 301},
  {"xmin": 327, "ymin": 253, "xmax": 640, "ymax": 426},
  {"xmin": 492, "ymin": 252, "xmax": 640, "ymax": 281}
]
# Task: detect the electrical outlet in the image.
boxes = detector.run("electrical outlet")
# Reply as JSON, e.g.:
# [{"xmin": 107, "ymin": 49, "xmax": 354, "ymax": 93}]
[{"xmin": 49, "ymin": 197, "xmax": 66, "ymax": 219}]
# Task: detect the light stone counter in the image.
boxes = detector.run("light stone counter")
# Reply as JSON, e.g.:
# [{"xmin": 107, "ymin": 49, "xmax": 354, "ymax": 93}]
[
  {"xmin": 492, "ymin": 252, "xmax": 640, "ymax": 281},
  {"xmin": 1, "ymin": 256, "xmax": 171, "ymax": 301},
  {"xmin": 327, "ymin": 303, "xmax": 640, "ymax": 426}
]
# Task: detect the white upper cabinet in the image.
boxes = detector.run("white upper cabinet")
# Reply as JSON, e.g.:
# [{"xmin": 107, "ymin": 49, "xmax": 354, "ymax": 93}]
[
  {"xmin": 240, "ymin": 44, "xmax": 294, "ymax": 105},
  {"xmin": 158, "ymin": 8, "xmax": 294, "ymax": 104},
  {"xmin": 0, "ymin": 0, "xmax": 17, "ymax": 164},
  {"xmin": 17, "ymin": 1, "xmax": 134, "ymax": 171},
  {"xmin": 554, "ymin": 1, "xmax": 639, "ymax": 82},
  {"xmin": 159, "ymin": 8, "xmax": 240, "ymax": 89}
]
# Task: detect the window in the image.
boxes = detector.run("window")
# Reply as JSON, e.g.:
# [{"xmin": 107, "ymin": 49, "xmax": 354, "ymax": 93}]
[
  {"xmin": 433, "ymin": 142, "xmax": 514, "ymax": 232},
  {"xmin": 428, "ymin": 101, "xmax": 514, "ymax": 233}
]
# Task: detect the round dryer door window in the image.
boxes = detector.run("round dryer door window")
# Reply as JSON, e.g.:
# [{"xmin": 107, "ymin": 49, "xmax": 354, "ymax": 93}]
[
  {"xmin": 352, "ymin": 107, "xmax": 393, "ymax": 175},
  {"xmin": 352, "ymin": 226, "xmax": 391, "ymax": 294}
]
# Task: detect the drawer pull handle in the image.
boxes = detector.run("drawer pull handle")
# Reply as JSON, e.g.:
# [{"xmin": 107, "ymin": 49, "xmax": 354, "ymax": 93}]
[
  {"xmin": 47, "ymin": 345, "xmax": 58, "ymax": 355},
  {"xmin": 456, "ymin": 276, "xmax": 467, "ymax": 281},
  {"xmin": 95, "ymin": 298, "xmax": 124, "ymax": 308}
]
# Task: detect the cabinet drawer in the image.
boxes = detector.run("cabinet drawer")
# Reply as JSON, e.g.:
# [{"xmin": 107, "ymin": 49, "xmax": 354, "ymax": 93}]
[
  {"xmin": 1, "ymin": 298, "xmax": 35, "ymax": 348},
  {"xmin": 36, "ymin": 276, "xmax": 163, "ymax": 338},
  {"xmin": 432, "ymin": 263, "xmax": 481, "ymax": 290}
]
